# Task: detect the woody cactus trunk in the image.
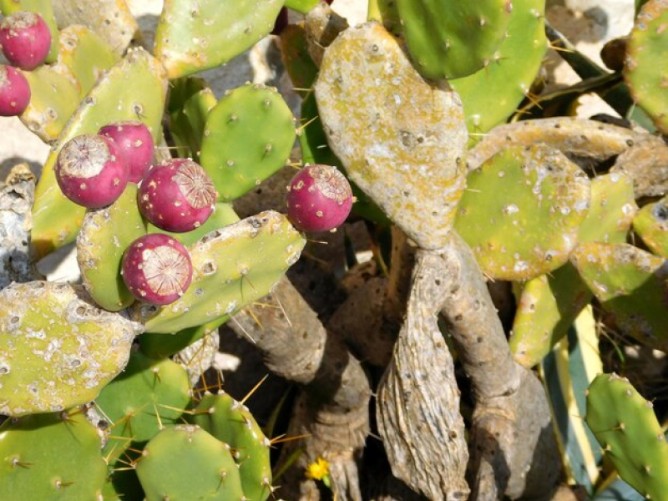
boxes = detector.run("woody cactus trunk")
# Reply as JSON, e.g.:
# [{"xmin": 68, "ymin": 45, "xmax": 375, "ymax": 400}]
[{"xmin": 1, "ymin": 0, "xmax": 668, "ymax": 500}]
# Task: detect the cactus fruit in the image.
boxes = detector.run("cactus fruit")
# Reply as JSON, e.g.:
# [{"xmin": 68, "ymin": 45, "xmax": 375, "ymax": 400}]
[
  {"xmin": 138, "ymin": 158, "xmax": 217, "ymax": 233},
  {"xmin": 0, "ymin": 11, "xmax": 51, "ymax": 70},
  {"xmin": 0, "ymin": 0, "xmax": 59, "ymax": 63},
  {"xmin": 0, "ymin": 64, "xmax": 30, "ymax": 116},
  {"xmin": 135, "ymin": 424, "xmax": 245, "ymax": 499},
  {"xmin": 99, "ymin": 121, "xmax": 155, "ymax": 183},
  {"xmin": 0, "ymin": 281, "xmax": 141, "ymax": 416},
  {"xmin": 0, "ymin": 411, "xmax": 108, "ymax": 500},
  {"xmin": 286, "ymin": 164, "xmax": 354, "ymax": 233},
  {"xmin": 121, "ymin": 233, "xmax": 194, "ymax": 306},
  {"xmin": 632, "ymin": 195, "xmax": 668, "ymax": 258},
  {"xmin": 586, "ymin": 373, "xmax": 668, "ymax": 500},
  {"xmin": 55, "ymin": 133, "xmax": 130, "ymax": 209},
  {"xmin": 624, "ymin": 0, "xmax": 668, "ymax": 134},
  {"xmin": 455, "ymin": 144, "xmax": 590, "ymax": 281}
]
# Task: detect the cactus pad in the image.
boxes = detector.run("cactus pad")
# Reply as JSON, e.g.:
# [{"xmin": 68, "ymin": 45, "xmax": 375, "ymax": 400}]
[
  {"xmin": 0, "ymin": 411, "xmax": 107, "ymax": 499},
  {"xmin": 135, "ymin": 211, "xmax": 306, "ymax": 333},
  {"xmin": 0, "ymin": 281, "xmax": 141, "ymax": 416},
  {"xmin": 633, "ymin": 195, "xmax": 668, "ymax": 258},
  {"xmin": 571, "ymin": 242, "xmax": 668, "ymax": 351},
  {"xmin": 95, "ymin": 350, "xmax": 191, "ymax": 443},
  {"xmin": 31, "ymin": 47, "xmax": 167, "ymax": 258},
  {"xmin": 586, "ymin": 373, "xmax": 668, "ymax": 500},
  {"xmin": 136, "ymin": 424, "xmax": 244, "ymax": 500},
  {"xmin": 190, "ymin": 392, "xmax": 272, "ymax": 501},
  {"xmin": 199, "ymin": 83, "xmax": 296, "ymax": 202},
  {"xmin": 315, "ymin": 22, "xmax": 468, "ymax": 249},
  {"xmin": 396, "ymin": 0, "xmax": 512, "ymax": 80},
  {"xmin": 455, "ymin": 144, "xmax": 590, "ymax": 281},
  {"xmin": 624, "ymin": 0, "xmax": 668, "ymax": 134},
  {"xmin": 154, "ymin": 0, "xmax": 283, "ymax": 79}
]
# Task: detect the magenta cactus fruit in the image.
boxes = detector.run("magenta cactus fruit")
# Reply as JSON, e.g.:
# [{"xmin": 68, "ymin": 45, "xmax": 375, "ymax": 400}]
[
  {"xmin": 99, "ymin": 121, "xmax": 155, "ymax": 183},
  {"xmin": 0, "ymin": 11, "xmax": 51, "ymax": 70},
  {"xmin": 55, "ymin": 134, "xmax": 129, "ymax": 209},
  {"xmin": 138, "ymin": 158, "xmax": 217, "ymax": 233},
  {"xmin": 0, "ymin": 64, "xmax": 30, "ymax": 116},
  {"xmin": 121, "ymin": 233, "xmax": 193, "ymax": 305},
  {"xmin": 286, "ymin": 164, "xmax": 353, "ymax": 232}
]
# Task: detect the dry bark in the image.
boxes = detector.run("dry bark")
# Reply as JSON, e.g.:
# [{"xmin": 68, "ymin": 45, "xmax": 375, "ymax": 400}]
[
  {"xmin": 376, "ymin": 248, "xmax": 470, "ymax": 500},
  {"xmin": 438, "ymin": 233, "xmax": 561, "ymax": 500}
]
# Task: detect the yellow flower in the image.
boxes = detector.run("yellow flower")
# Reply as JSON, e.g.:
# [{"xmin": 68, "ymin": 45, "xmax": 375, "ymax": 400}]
[{"xmin": 305, "ymin": 457, "xmax": 330, "ymax": 482}]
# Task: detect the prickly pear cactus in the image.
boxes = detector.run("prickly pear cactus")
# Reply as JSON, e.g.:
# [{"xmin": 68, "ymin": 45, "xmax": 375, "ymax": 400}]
[
  {"xmin": 624, "ymin": 0, "xmax": 668, "ymax": 134},
  {"xmin": 0, "ymin": 0, "xmax": 59, "ymax": 62},
  {"xmin": 586, "ymin": 373, "xmax": 668, "ymax": 500},
  {"xmin": 315, "ymin": 22, "xmax": 468, "ymax": 249},
  {"xmin": 396, "ymin": 0, "xmax": 512, "ymax": 80},
  {"xmin": 633, "ymin": 195, "xmax": 668, "ymax": 258},
  {"xmin": 454, "ymin": 144, "xmax": 590, "ymax": 281},
  {"xmin": 136, "ymin": 424, "xmax": 245, "ymax": 499},
  {"xmin": 0, "ymin": 281, "xmax": 141, "ymax": 416},
  {"xmin": 0, "ymin": 410, "xmax": 108, "ymax": 499},
  {"xmin": 199, "ymin": 83, "xmax": 296, "ymax": 202}
]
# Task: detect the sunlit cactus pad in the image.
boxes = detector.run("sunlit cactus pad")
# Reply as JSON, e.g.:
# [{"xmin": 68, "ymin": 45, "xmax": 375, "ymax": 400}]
[
  {"xmin": 136, "ymin": 424, "xmax": 244, "ymax": 499},
  {"xmin": 624, "ymin": 0, "xmax": 668, "ymax": 134},
  {"xmin": 0, "ymin": 281, "xmax": 141, "ymax": 416},
  {"xmin": 0, "ymin": 411, "xmax": 107, "ymax": 500},
  {"xmin": 315, "ymin": 22, "xmax": 468, "ymax": 249},
  {"xmin": 199, "ymin": 83, "xmax": 296, "ymax": 202},
  {"xmin": 136, "ymin": 211, "xmax": 306, "ymax": 333},
  {"xmin": 455, "ymin": 144, "xmax": 590, "ymax": 281},
  {"xmin": 633, "ymin": 195, "xmax": 668, "ymax": 258},
  {"xmin": 154, "ymin": 0, "xmax": 283, "ymax": 79},
  {"xmin": 570, "ymin": 242, "xmax": 668, "ymax": 351},
  {"xmin": 586, "ymin": 373, "xmax": 668, "ymax": 500}
]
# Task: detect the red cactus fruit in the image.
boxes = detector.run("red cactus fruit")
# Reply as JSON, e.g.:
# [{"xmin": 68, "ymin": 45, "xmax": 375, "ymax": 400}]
[
  {"xmin": 121, "ymin": 233, "xmax": 193, "ymax": 306},
  {"xmin": 99, "ymin": 121, "xmax": 155, "ymax": 183},
  {"xmin": 55, "ymin": 134, "xmax": 129, "ymax": 209},
  {"xmin": 138, "ymin": 158, "xmax": 217, "ymax": 233},
  {"xmin": 0, "ymin": 64, "xmax": 30, "ymax": 116},
  {"xmin": 0, "ymin": 11, "xmax": 51, "ymax": 70},
  {"xmin": 286, "ymin": 164, "xmax": 353, "ymax": 232}
]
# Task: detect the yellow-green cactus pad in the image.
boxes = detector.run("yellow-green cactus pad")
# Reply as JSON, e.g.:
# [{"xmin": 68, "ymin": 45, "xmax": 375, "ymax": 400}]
[
  {"xmin": 0, "ymin": 411, "xmax": 107, "ymax": 499},
  {"xmin": 0, "ymin": 282, "xmax": 141, "ymax": 416},
  {"xmin": 135, "ymin": 211, "xmax": 306, "ymax": 334},
  {"xmin": 154, "ymin": 0, "xmax": 283, "ymax": 79},
  {"xmin": 315, "ymin": 22, "xmax": 468, "ymax": 249},
  {"xmin": 31, "ymin": 47, "xmax": 167, "ymax": 258},
  {"xmin": 633, "ymin": 195, "xmax": 668, "ymax": 258},
  {"xmin": 571, "ymin": 242, "xmax": 668, "ymax": 351},
  {"xmin": 455, "ymin": 144, "xmax": 590, "ymax": 281},
  {"xmin": 624, "ymin": 0, "xmax": 668, "ymax": 134}
]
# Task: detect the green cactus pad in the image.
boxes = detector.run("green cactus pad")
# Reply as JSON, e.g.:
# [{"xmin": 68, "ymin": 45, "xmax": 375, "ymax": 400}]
[
  {"xmin": 51, "ymin": 0, "xmax": 138, "ymax": 55},
  {"xmin": 368, "ymin": 0, "xmax": 401, "ymax": 35},
  {"xmin": 154, "ymin": 0, "xmax": 283, "ymax": 79},
  {"xmin": 633, "ymin": 196, "xmax": 668, "ymax": 258},
  {"xmin": 199, "ymin": 83, "xmax": 296, "ymax": 202},
  {"xmin": 449, "ymin": 0, "xmax": 547, "ymax": 135},
  {"xmin": 315, "ymin": 22, "xmax": 468, "ymax": 249},
  {"xmin": 140, "ymin": 319, "xmax": 226, "ymax": 360},
  {"xmin": 0, "ymin": 281, "xmax": 141, "ymax": 416},
  {"xmin": 510, "ymin": 173, "xmax": 636, "ymax": 366},
  {"xmin": 0, "ymin": 0, "xmax": 60, "ymax": 62},
  {"xmin": 31, "ymin": 47, "xmax": 168, "ymax": 258},
  {"xmin": 0, "ymin": 411, "xmax": 107, "ymax": 500},
  {"xmin": 455, "ymin": 144, "xmax": 590, "ymax": 281},
  {"xmin": 586, "ymin": 373, "xmax": 668, "ymax": 500},
  {"xmin": 134, "ymin": 211, "xmax": 306, "ymax": 333},
  {"xmin": 95, "ymin": 350, "xmax": 191, "ymax": 443},
  {"xmin": 396, "ymin": 0, "xmax": 512, "ymax": 80},
  {"xmin": 624, "ymin": 0, "xmax": 668, "ymax": 134},
  {"xmin": 570, "ymin": 242, "xmax": 668, "ymax": 351},
  {"xmin": 190, "ymin": 392, "xmax": 272, "ymax": 501},
  {"xmin": 285, "ymin": 0, "xmax": 319, "ymax": 14},
  {"xmin": 77, "ymin": 184, "xmax": 147, "ymax": 312},
  {"xmin": 136, "ymin": 424, "xmax": 244, "ymax": 500}
]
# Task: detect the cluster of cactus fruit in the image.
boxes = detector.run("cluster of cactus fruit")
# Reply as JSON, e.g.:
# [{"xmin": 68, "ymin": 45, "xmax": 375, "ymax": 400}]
[{"xmin": 1, "ymin": 0, "xmax": 668, "ymax": 499}]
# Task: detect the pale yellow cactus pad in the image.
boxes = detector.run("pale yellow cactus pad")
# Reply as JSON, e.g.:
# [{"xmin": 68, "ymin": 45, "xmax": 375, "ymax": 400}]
[{"xmin": 315, "ymin": 22, "xmax": 468, "ymax": 250}]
